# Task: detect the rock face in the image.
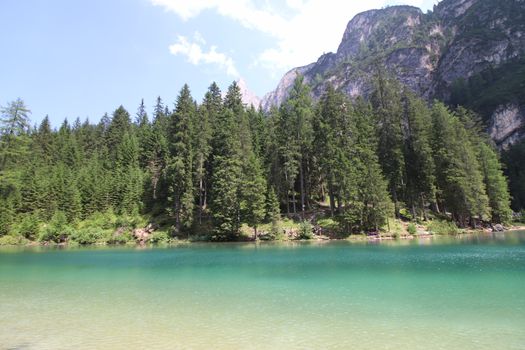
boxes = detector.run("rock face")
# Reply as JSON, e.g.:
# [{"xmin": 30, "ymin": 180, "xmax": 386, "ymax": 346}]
[
  {"xmin": 261, "ymin": 0, "xmax": 525, "ymax": 146},
  {"xmin": 488, "ymin": 104, "xmax": 525, "ymax": 149},
  {"xmin": 237, "ymin": 78, "xmax": 261, "ymax": 108}
]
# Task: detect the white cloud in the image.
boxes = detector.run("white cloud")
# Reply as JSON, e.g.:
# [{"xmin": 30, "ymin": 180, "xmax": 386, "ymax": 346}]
[
  {"xmin": 168, "ymin": 33, "xmax": 239, "ymax": 77},
  {"xmin": 153, "ymin": 0, "xmax": 439, "ymax": 75}
]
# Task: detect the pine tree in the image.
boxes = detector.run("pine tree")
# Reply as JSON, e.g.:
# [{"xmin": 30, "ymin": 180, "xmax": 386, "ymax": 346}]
[
  {"xmin": 478, "ymin": 142, "xmax": 512, "ymax": 224},
  {"xmin": 105, "ymin": 105, "xmax": 131, "ymax": 161},
  {"xmin": 194, "ymin": 83, "xmax": 221, "ymax": 223},
  {"xmin": 210, "ymin": 84, "xmax": 244, "ymax": 240},
  {"xmin": 314, "ymin": 85, "xmax": 354, "ymax": 216},
  {"xmin": 241, "ymin": 154, "xmax": 266, "ymax": 239},
  {"xmin": 401, "ymin": 91, "xmax": 436, "ymax": 220},
  {"xmin": 371, "ymin": 72, "xmax": 405, "ymax": 217},
  {"xmin": 167, "ymin": 85, "xmax": 195, "ymax": 232},
  {"xmin": 278, "ymin": 75, "xmax": 313, "ymax": 216},
  {"xmin": 502, "ymin": 139, "xmax": 525, "ymax": 211},
  {"xmin": 34, "ymin": 115, "xmax": 54, "ymax": 164},
  {"xmin": 339, "ymin": 99, "xmax": 392, "ymax": 233},
  {"xmin": 265, "ymin": 186, "xmax": 281, "ymax": 222},
  {"xmin": 0, "ymin": 98, "xmax": 31, "ymax": 169},
  {"xmin": 143, "ymin": 97, "xmax": 169, "ymax": 207},
  {"xmin": 430, "ymin": 102, "xmax": 490, "ymax": 227}
]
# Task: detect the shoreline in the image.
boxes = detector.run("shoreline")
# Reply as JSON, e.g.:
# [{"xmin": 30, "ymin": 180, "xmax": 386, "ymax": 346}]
[{"xmin": 1, "ymin": 225, "xmax": 524, "ymax": 248}]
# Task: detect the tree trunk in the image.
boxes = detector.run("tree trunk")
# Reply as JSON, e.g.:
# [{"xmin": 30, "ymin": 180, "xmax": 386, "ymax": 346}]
[
  {"xmin": 329, "ymin": 190, "xmax": 335, "ymax": 218},
  {"xmin": 299, "ymin": 160, "xmax": 305, "ymax": 218},
  {"xmin": 420, "ymin": 194, "xmax": 428, "ymax": 221},
  {"xmin": 292, "ymin": 190, "xmax": 297, "ymax": 214},
  {"xmin": 286, "ymin": 190, "xmax": 290, "ymax": 216},
  {"xmin": 392, "ymin": 188, "xmax": 399, "ymax": 218},
  {"xmin": 199, "ymin": 177, "xmax": 203, "ymax": 224}
]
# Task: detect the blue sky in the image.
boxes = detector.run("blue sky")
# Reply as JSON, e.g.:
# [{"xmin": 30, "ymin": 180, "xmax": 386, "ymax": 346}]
[{"xmin": 0, "ymin": 0, "xmax": 438, "ymax": 126}]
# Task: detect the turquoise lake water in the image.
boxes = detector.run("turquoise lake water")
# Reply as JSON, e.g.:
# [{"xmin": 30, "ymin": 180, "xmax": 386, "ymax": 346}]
[{"xmin": 1, "ymin": 232, "xmax": 525, "ymax": 349}]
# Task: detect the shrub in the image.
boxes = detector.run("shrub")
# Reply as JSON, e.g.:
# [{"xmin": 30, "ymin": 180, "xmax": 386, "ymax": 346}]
[
  {"xmin": 39, "ymin": 211, "xmax": 75, "ymax": 243},
  {"xmin": 399, "ymin": 208, "xmax": 413, "ymax": 221},
  {"xmin": 71, "ymin": 228, "xmax": 105, "ymax": 245},
  {"xmin": 105, "ymin": 229, "xmax": 133, "ymax": 245},
  {"xmin": 298, "ymin": 221, "xmax": 314, "ymax": 240},
  {"xmin": 148, "ymin": 231, "xmax": 170, "ymax": 244},
  {"xmin": 82, "ymin": 210, "xmax": 117, "ymax": 230},
  {"xmin": 0, "ymin": 234, "xmax": 28, "ymax": 246},
  {"xmin": 427, "ymin": 219, "xmax": 460, "ymax": 235},
  {"xmin": 17, "ymin": 214, "xmax": 42, "ymax": 240},
  {"xmin": 407, "ymin": 223, "xmax": 417, "ymax": 235}
]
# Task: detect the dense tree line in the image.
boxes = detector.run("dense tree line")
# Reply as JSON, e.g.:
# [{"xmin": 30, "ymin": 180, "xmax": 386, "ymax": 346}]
[{"xmin": 0, "ymin": 76, "xmax": 514, "ymax": 242}]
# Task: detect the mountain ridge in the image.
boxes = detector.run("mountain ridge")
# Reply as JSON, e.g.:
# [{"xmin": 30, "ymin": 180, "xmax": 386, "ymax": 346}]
[{"xmin": 260, "ymin": 0, "xmax": 525, "ymax": 148}]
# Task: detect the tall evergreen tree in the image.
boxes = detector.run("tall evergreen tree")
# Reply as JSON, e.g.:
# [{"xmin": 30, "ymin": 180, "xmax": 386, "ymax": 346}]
[
  {"xmin": 430, "ymin": 102, "xmax": 490, "ymax": 226},
  {"xmin": 167, "ymin": 85, "xmax": 195, "ymax": 232},
  {"xmin": 0, "ymin": 98, "xmax": 31, "ymax": 169},
  {"xmin": 194, "ymin": 82, "xmax": 222, "ymax": 223},
  {"xmin": 401, "ymin": 91, "xmax": 436, "ymax": 219},
  {"xmin": 278, "ymin": 76, "xmax": 313, "ymax": 216},
  {"xmin": 371, "ymin": 73, "xmax": 405, "ymax": 217},
  {"xmin": 241, "ymin": 154, "xmax": 266, "ymax": 239}
]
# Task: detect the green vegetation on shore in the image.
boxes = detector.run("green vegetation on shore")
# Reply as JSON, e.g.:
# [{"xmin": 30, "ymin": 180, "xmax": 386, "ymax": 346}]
[{"xmin": 0, "ymin": 73, "xmax": 516, "ymax": 245}]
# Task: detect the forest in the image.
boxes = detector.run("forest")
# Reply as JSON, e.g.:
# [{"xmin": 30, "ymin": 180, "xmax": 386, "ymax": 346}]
[{"xmin": 0, "ymin": 74, "xmax": 519, "ymax": 244}]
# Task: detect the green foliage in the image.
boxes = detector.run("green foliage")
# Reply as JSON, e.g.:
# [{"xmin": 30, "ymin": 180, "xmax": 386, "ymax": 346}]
[
  {"xmin": 371, "ymin": 70, "xmax": 405, "ymax": 217},
  {"xmin": 407, "ymin": 223, "xmax": 417, "ymax": 235},
  {"xmin": 427, "ymin": 219, "xmax": 460, "ymax": 235},
  {"xmin": 106, "ymin": 230, "xmax": 134, "ymax": 245},
  {"xmin": 477, "ymin": 143, "xmax": 512, "ymax": 224},
  {"xmin": 298, "ymin": 220, "xmax": 314, "ymax": 240},
  {"xmin": 70, "ymin": 228, "xmax": 105, "ymax": 245},
  {"xmin": 39, "ymin": 211, "xmax": 75, "ymax": 243},
  {"xmin": 0, "ymin": 234, "xmax": 28, "ymax": 246},
  {"xmin": 0, "ymin": 75, "xmax": 517, "ymax": 244},
  {"xmin": 148, "ymin": 231, "xmax": 170, "ymax": 244},
  {"xmin": 503, "ymin": 139, "xmax": 525, "ymax": 211},
  {"xmin": 167, "ymin": 84, "xmax": 195, "ymax": 232},
  {"xmin": 430, "ymin": 103, "xmax": 490, "ymax": 226},
  {"xmin": 16, "ymin": 213, "xmax": 42, "ymax": 240},
  {"xmin": 268, "ymin": 219, "xmax": 285, "ymax": 240},
  {"xmin": 449, "ymin": 59, "xmax": 525, "ymax": 123}
]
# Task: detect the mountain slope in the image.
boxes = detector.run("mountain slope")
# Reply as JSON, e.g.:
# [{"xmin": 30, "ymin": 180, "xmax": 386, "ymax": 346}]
[{"xmin": 261, "ymin": 0, "xmax": 525, "ymax": 147}]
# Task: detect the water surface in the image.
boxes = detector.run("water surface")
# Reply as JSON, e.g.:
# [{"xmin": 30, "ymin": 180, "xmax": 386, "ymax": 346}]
[{"xmin": 1, "ymin": 232, "xmax": 525, "ymax": 349}]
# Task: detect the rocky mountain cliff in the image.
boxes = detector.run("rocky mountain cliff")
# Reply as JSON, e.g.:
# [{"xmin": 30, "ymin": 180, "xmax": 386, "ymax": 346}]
[{"xmin": 261, "ymin": 0, "xmax": 525, "ymax": 148}]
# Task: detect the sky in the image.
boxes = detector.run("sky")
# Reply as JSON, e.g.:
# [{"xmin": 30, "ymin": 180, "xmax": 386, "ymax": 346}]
[{"xmin": 0, "ymin": 0, "xmax": 439, "ymax": 127}]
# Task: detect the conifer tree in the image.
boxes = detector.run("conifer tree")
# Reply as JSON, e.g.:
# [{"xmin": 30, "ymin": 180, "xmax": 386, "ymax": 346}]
[
  {"xmin": 194, "ymin": 83, "xmax": 221, "ymax": 223},
  {"xmin": 502, "ymin": 140, "xmax": 525, "ymax": 211},
  {"xmin": 430, "ymin": 102, "xmax": 489, "ymax": 226},
  {"xmin": 401, "ymin": 91, "xmax": 436, "ymax": 219},
  {"xmin": 0, "ymin": 98, "xmax": 31, "ymax": 169},
  {"xmin": 340, "ymin": 99, "xmax": 392, "ymax": 233},
  {"xmin": 278, "ymin": 76, "xmax": 313, "ymax": 216},
  {"xmin": 478, "ymin": 142, "xmax": 512, "ymax": 224},
  {"xmin": 143, "ymin": 97, "xmax": 169, "ymax": 206},
  {"xmin": 105, "ymin": 106, "xmax": 131, "ymax": 160},
  {"xmin": 167, "ymin": 85, "xmax": 195, "ymax": 232},
  {"xmin": 241, "ymin": 154, "xmax": 266, "ymax": 239},
  {"xmin": 210, "ymin": 84, "xmax": 244, "ymax": 240},
  {"xmin": 371, "ymin": 73, "xmax": 405, "ymax": 217},
  {"xmin": 314, "ymin": 85, "xmax": 354, "ymax": 216}
]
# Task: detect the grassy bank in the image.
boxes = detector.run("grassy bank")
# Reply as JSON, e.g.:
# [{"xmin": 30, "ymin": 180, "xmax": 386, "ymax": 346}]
[{"xmin": 1, "ymin": 209, "xmax": 521, "ymax": 247}]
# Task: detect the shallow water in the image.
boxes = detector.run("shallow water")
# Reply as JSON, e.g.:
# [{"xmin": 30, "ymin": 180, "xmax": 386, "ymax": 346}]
[{"xmin": 1, "ymin": 232, "xmax": 525, "ymax": 349}]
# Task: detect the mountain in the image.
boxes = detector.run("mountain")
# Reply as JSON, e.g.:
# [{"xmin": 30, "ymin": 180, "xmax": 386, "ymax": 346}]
[
  {"xmin": 261, "ymin": 0, "xmax": 525, "ymax": 148},
  {"xmin": 237, "ymin": 78, "xmax": 261, "ymax": 108}
]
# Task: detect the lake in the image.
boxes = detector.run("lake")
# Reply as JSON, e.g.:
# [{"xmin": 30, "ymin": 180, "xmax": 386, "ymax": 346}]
[{"xmin": 1, "ymin": 232, "xmax": 525, "ymax": 349}]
